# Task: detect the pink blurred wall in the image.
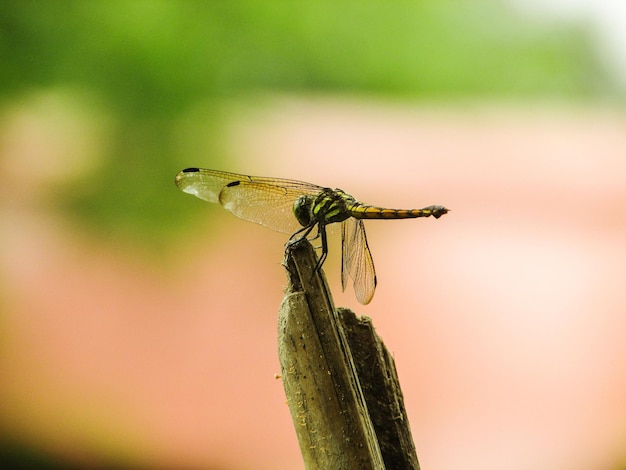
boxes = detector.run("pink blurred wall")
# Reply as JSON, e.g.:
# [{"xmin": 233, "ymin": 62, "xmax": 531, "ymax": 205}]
[{"xmin": 1, "ymin": 97, "xmax": 625, "ymax": 469}]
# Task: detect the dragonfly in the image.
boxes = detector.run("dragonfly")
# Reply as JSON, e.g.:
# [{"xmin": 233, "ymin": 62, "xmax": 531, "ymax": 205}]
[{"xmin": 175, "ymin": 168, "xmax": 448, "ymax": 304}]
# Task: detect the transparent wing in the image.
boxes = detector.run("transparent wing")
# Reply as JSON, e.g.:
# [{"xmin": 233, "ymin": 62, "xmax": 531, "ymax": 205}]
[
  {"xmin": 341, "ymin": 217, "xmax": 377, "ymax": 304},
  {"xmin": 175, "ymin": 168, "xmax": 324, "ymax": 234}
]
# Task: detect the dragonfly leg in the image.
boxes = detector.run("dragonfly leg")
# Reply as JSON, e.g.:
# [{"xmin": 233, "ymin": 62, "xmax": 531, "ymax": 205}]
[
  {"xmin": 312, "ymin": 224, "xmax": 328, "ymax": 274},
  {"xmin": 302, "ymin": 227, "xmax": 323, "ymax": 250},
  {"xmin": 286, "ymin": 223, "xmax": 317, "ymax": 248},
  {"xmin": 286, "ymin": 223, "xmax": 328, "ymax": 280}
]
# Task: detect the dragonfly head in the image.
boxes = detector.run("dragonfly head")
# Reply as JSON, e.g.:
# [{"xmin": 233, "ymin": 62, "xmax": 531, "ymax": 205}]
[{"xmin": 293, "ymin": 195, "xmax": 314, "ymax": 227}]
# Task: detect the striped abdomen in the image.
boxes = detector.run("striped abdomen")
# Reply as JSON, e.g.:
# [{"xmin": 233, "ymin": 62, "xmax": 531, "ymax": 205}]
[{"xmin": 350, "ymin": 204, "xmax": 449, "ymax": 220}]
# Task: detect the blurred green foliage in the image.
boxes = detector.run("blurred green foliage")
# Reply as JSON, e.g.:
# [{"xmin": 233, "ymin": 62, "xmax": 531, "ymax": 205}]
[{"xmin": 0, "ymin": 1, "xmax": 610, "ymax": 250}]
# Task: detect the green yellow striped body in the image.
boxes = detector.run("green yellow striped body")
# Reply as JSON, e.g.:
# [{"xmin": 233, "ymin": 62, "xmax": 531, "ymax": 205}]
[
  {"xmin": 348, "ymin": 203, "xmax": 448, "ymax": 220},
  {"xmin": 295, "ymin": 187, "xmax": 448, "ymax": 228}
]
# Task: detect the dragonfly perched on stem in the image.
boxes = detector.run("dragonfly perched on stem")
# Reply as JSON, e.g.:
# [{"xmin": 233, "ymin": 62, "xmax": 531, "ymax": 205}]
[{"xmin": 175, "ymin": 168, "xmax": 449, "ymax": 304}]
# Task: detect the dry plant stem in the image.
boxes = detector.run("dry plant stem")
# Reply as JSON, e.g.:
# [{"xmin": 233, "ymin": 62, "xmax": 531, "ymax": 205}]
[{"xmin": 278, "ymin": 239, "xmax": 419, "ymax": 470}]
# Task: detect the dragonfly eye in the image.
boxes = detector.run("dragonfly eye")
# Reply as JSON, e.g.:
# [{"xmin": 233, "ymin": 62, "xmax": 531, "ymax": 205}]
[{"xmin": 293, "ymin": 195, "xmax": 314, "ymax": 227}]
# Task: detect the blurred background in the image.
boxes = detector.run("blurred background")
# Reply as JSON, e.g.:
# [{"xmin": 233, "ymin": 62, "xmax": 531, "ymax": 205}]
[{"xmin": 1, "ymin": 1, "xmax": 625, "ymax": 469}]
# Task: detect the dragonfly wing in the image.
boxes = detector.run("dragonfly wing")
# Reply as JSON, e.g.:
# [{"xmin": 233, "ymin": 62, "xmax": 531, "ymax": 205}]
[
  {"xmin": 176, "ymin": 168, "xmax": 244, "ymax": 203},
  {"xmin": 219, "ymin": 180, "xmax": 308, "ymax": 234},
  {"xmin": 176, "ymin": 168, "xmax": 323, "ymax": 234},
  {"xmin": 341, "ymin": 218, "xmax": 377, "ymax": 304}
]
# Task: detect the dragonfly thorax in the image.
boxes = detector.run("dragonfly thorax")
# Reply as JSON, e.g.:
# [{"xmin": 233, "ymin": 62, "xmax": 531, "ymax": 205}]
[{"xmin": 293, "ymin": 188, "xmax": 354, "ymax": 228}]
